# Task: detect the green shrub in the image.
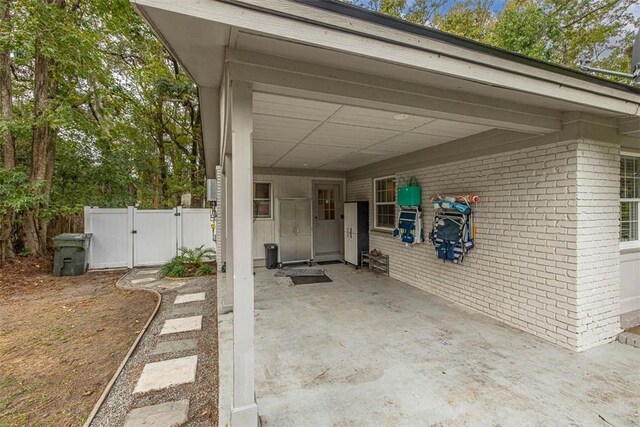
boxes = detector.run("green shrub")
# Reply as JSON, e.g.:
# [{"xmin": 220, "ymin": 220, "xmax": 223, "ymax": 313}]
[
  {"xmin": 160, "ymin": 245, "xmax": 215, "ymax": 278},
  {"xmin": 196, "ymin": 263, "xmax": 213, "ymax": 276}
]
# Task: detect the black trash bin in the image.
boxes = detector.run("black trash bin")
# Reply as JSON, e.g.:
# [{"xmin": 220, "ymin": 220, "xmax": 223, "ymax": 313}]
[
  {"xmin": 264, "ymin": 243, "xmax": 278, "ymax": 269},
  {"xmin": 53, "ymin": 233, "xmax": 92, "ymax": 277}
]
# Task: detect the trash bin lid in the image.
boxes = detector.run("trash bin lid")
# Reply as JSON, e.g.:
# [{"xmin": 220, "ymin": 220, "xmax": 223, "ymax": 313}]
[
  {"xmin": 53, "ymin": 233, "xmax": 93, "ymax": 241},
  {"xmin": 264, "ymin": 243, "xmax": 277, "ymax": 249}
]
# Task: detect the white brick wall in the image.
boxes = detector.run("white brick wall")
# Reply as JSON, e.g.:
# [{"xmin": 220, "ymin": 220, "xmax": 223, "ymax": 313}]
[
  {"xmin": 574, "ymin": 141, "xmax": 620, "ymax": 350},
  {"xmin": 347, "ymin": 139, "xmax": 621, "ymax": 351}
]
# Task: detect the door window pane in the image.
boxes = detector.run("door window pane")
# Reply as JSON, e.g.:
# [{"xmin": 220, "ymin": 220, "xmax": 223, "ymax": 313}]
[{"xmin": 317, "ymin": 188, "xmax": 335, "ymax": 220}]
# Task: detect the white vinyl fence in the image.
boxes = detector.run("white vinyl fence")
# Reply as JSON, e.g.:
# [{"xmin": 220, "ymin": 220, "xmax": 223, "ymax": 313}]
[{"xmin": 84, "ymin": 206, "xmax": 214, "ymax": 269}]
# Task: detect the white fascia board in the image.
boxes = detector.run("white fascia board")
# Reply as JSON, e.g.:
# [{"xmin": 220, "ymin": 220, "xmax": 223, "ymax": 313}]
[
  {"xmin": 133, "ymin": 0, "xmax": 640, "ymax": 117},
  {"xmin": 238, "ymin": 0, "xmax": 640, "ymax": 106}
]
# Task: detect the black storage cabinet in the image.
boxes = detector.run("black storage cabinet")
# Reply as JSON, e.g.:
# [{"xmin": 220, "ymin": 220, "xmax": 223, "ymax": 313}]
[
  {"xmin": 53, "ymin": 233, "xmax": 92, "ymax": 276},
  {"xmin": 264, "ymin": 243, "xmax": 278, "ymax": 269}
]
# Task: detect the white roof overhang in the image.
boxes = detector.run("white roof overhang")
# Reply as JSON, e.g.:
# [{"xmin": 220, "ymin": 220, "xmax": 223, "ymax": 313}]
[{"xmin": 132, "ymin": 0, "xmax": 640, "ymax": 172}]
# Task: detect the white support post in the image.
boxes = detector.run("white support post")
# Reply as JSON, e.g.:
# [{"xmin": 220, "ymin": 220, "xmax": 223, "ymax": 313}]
[
  {"xmin": 230, "ymin": 81, "xmax": 258, "ymax": 426},
  {"xmin": 221, "ymin": 153, "xmax": 234, "ymax": 314}
]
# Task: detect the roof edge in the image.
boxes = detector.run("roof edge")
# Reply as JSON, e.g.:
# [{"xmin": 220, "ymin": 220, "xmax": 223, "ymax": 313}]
[{"xmin": 290, "ymin": 0, "xmax": 640, "ymax": 96}]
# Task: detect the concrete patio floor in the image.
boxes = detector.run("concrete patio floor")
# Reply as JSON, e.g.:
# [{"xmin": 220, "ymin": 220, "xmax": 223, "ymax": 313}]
[{"xmin": 218, "ymin": 264, "xmax": 640, "ymax": 426}]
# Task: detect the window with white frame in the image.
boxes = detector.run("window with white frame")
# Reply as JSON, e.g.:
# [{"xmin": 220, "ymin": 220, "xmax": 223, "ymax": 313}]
[
  {"xmin": 373, "ymin": 176, "xmax": 396, "ymax": 230},
  {"xmin": 253, "ymin": 182, "xmax": 272, "ymax": 219},
  {"xmin": 620, "ymin": 155, "xmax": 640, "ymax": 243}
]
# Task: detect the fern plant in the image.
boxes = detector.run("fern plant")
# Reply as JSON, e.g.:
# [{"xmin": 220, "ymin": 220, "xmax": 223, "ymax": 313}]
[{"xmin": 160, "ymin": 245, "xmax": 216, "ymax": 277}]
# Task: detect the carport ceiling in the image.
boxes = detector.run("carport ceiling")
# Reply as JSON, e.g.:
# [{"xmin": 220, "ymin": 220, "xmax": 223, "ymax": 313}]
[{"xmin": 253, "ymin": 93, "xmax": 493, "ymax": 171}]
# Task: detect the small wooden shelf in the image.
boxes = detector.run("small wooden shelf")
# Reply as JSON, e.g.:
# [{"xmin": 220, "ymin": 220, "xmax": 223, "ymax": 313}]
[{"xmin": 361, "ymin": 252, "xmax": 389, "ymax": 277}]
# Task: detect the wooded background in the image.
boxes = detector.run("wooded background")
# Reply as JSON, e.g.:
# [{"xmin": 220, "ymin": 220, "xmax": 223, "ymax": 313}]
[{"xmin": 0, "ymin": 0, "xmax": 638, "ymax": 257}]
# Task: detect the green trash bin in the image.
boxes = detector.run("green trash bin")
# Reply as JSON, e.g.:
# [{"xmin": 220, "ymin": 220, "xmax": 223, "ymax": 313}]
[{"xmin": 53, "ymin": 233, "xmax": 92, "ymax": 277}]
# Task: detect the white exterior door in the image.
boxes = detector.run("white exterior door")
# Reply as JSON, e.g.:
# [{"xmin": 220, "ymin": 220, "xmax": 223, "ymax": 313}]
[{"xmin": 313, "ymin": 183, "xmax": 342, "ymax": 260}]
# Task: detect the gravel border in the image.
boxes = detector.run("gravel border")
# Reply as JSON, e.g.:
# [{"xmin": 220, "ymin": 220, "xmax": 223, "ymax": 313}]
[
  {"xmin": 89, "ymin": 271, "xmax": 218, "ymax": 426},
  {"xmin": 82, "ymin": 270, "xmax": 162, "ymax": 427}
]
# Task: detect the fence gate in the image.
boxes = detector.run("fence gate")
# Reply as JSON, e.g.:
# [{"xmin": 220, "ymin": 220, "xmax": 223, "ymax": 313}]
[{"xmin": 84, "ymin": 206, "xmax": 214, "ymax": 269}]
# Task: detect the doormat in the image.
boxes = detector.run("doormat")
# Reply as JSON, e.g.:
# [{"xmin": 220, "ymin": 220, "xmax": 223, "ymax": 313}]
[
  {"xmin": 291, "ymin": 274, "xmax": 333, "ymax": 285},
  {"xmin": 275, "ymin": 268, "xmax": 325, "ymax": 277},
  {"xmin": 315, "ymin": 260, "xmax": 343, "ymax": 265}
]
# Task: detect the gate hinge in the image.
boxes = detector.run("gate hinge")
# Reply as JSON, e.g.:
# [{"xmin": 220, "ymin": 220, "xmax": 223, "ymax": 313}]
[
  {"xmin": 131, "ymin": 230, "xmax": 137, "ymax": 234},
  {"xmin": 174, "ymin": 213, "xmax": 181, "ymax": 216}
]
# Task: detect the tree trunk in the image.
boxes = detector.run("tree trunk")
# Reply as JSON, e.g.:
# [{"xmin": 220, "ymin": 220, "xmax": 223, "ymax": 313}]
[
  {"xmin": 189, "ymin": 102, "xmax": 205, "ymax": 208},
  {"xmin": 0, "ymin": 0, "xmax": 15, "ymax": 260},
  {"xmin": 154, "ymin": 100, "xmax": 168, "ymax": 208},
  {"xmin": 21, "ymin": 38, "xmax": 58, "ymax": 255}
]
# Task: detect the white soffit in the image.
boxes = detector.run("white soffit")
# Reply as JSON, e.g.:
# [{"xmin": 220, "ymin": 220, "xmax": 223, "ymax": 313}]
[
  {"xmin": 252, "ymin": 92, "xmax": 493, "ymax": 171},
  {"xmin": 235, "ymin": 31, "xmax": 632, "ymax": 118},
  {"xmin": 136, "ymin": 6, "xmax": 228, "ymax": 87}
]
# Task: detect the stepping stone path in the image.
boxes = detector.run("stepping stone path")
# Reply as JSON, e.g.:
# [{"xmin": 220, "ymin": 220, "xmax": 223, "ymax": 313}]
[
  {"xmin": 123, "ymin": 400, "xmax": 189, "ymax": 427},
  {"xmin": 171, "ymin": 304, "xmax": 204, "ymax": 316},
  {"xmin": 174, "ymin": 292, "xmax": 206, "ymax": 304},
  {"xmin": 134, "ymin": 355, "xmax": 198, "ymax": 393},
  {"xmin": 160, "ymin": 316, "xmax": 202, "ymax": 335},
  {"xmin": 120, "ymin": 272, "xmax": 209, "ymax": 425},
  {"xmin": 151, "ymin": 338, "xmax": 198, "ymax": 355}
]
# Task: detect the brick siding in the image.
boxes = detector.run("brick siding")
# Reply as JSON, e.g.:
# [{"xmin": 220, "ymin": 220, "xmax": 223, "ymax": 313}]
[
  {"xmin": 216, "ymin": 166, "xmax": 223, "ymax": 270},
  {"xmin": 347, "ymin": 139, "xmax": 621, "ymax": 351}
]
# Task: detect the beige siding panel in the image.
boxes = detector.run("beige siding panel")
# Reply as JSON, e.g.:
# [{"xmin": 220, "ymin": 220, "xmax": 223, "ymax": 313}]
[{"xmin": 252, "ymin": 174, "xmax": 345, "ymax": 264}]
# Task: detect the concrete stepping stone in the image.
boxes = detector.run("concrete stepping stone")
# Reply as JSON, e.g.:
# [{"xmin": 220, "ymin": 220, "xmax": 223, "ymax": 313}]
[
  {"xmin": 160, "ymin": 316, "xmax": 202, "ymax": 335},
  {"xmin": 133, "ymin": 356, "xmax": 198, "ymax": 393},
  {"xmin": 123, "ymin": 399, "xmax": 189, "ymax": 426},
  {"xmin": 172, "ymin": 304, "xmax": 204, "ymax": 316},
  {"xmin": 152, "ymin": 338, "xmax": 198, "ymax": 355},
  {"xmin": 131, "ymin": 277, "xmax": 156, "ymax": 285},
  {"xmin": 174, "ymin": 292, "xmax": 206, "ymax": 304}
]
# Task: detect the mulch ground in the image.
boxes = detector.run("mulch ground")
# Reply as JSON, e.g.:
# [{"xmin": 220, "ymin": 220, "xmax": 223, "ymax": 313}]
[{"xmin": 0, "ymin": 256, "xmax": 158, "ymax": 426}]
